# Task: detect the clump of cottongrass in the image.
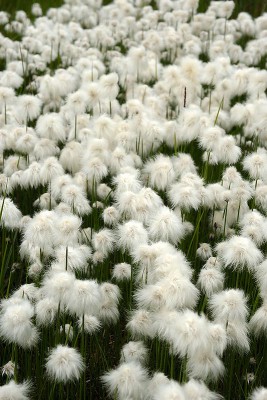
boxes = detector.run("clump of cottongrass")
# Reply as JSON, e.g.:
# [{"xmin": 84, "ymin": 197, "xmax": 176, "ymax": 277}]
[{"xmin": 46, "ymin": 345, "xmax": 85, "ymax": 383}]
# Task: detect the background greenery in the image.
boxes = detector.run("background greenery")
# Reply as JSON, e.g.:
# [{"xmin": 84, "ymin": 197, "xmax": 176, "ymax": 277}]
[
  {"xmin": 0, "ymin": 0, "xmax": 266, "ymax": 18},
  {"xmin": 0, "ymin": 0, "xmax": 63, "ymax": 16}
]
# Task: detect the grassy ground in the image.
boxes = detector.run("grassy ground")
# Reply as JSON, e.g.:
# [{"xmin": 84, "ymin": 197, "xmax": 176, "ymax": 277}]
[
  {"xmin": 197, "ymin": 0, "xmax": 266, "ymax": 17},
  {"xmin": 0, "ymin": 0, "xmax": 63, "ymax": 16},
  {"xmin": 0, "ymin": 0, "xmax": 266, "ymax": 17}
]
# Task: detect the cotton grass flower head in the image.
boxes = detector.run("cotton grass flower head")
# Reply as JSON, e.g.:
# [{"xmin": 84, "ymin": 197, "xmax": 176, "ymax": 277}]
[
  {"xmin": 61, "ymin": 184, "xmax": 91, "ymax": 216},
  {"xmin": 209, "ymin": 289, "xmax": 248, "ymax": 324},
  {"xmin": 187, "ymin": 349, "xmax": 225, "ymax": 382},
  {"xmin": 42, "ymin": 271, "xmax": 75, "ymax": 304},
  {"xmin": 55, "ymin": 214, "xmax": 82, "ymax": 246},
  {"xmin": 0, "ymin": 197, "xmax": 22, "ymax": 229},
  {"xmin": 23, "ymin": 210, "xmax": 57, "ymax": 250},
  {"xmin": 197, "ymin": 267, "xmax": 224, "ymax": 297},
  {"xmin": 147, "ymin": 206, "xmax": 185, "ymax": 244},
  {"xmin": 117, "ymin": 220, "xmax": 148, "ymax": 252},
  {"xmin": 98, "ymin": 298, "xmax": 120, "ymax": 325},
  {"xmin": 78, "ymin": 315, "xmax": 101, "ymax": 334},
  {"xmin": 168, "ymin": 179, "xmax": 202, "ymax": 212},
  {"xmin": 183, "ymin": 379, "xmax": 223, "ymax": 400},
  {"xmin": 216, "ymin": 235, "xmax": 263, "ymax": 271},
  {"xmin": 151, "ymin": 251, "xmax": 193, "ymax": 282},
  {"xmin": 112, "ymin": 262, "xmax": 132, "ymax": 281},
  {"xmin": 50, "ymin": 174, "xmax": 73, "ymax": 201},
  {"xmin": 153, "ymin": 380, "xmax": 186, "ymax": 400},
  {"xmin": 46, "ymin": 345, "xmax": 85, "ymax": 383},
  {"xmin": 11, "ymin": 283, "xmax": 38, "ymax": 303},
  {"xmin": 65, "ymin": 279, "xmax": 101, "ymax": 317},
  {"xmin": 174, "ymin": 310, "xmax": 211, "ymax": 358},
  {"xmin": 127, "ymin": 309, "xmax": 155, "ymax": 339},
  {"xmin": 213, "ymin": 135, "xmax": 241, "ymax": 165},
  {"xmin": 250, "ymin": 387, "xmax": 267, "ymax": 400},
  {"xmin": 196, "ymin": 243, "xmax": 213, "ymax": 260},
  {"xmin": 35, "ymin": 297, "xmax": 58, "ymax": 326},
  {"xmin": 59, "ymin": 141, "xmax": 83, "ymax": 174},
  {"xmin": 159, "ymin": 274, "xmax": 199, "ymax": 310},
  {"xmin": 226, "ymin": 319, "xmax": 250, "ymax": 351},
  {"xmin": 36, "ymin": 112, "xmax": 66, "ymax": 142},
  {"xmin": 55, "ymin": 245, "xmax": 91, "ymax": 272},
  {"xmin": 249, "ymin": 302, "xmax": 267, "ymax": 336},
  {"xmin": 120, "ymin": 341, "xmax": 148, "ymax": 365},
  {"xmin": 60, "ymin": 324, "xmax": 74, "ymax": 342},
  {"xmin": 103, "ymin": 206, "xmax": 119, "ymax": 226},
  {"xmin": 0, "ymin": 299, "xmax": 38, "ymax": 348},
  {"xmin": 1, "ymin": 360, "xmax": 15, "ymax": 379},
  {"xmin": 0, "ymin": 380, "xmax": 31, "ymax": 400},
  {"xmin": 16, "ymin": 94, "xmax": 42, "ymax": 124},
  {"xmin": 143, "ymin": 154, "xmax": 175, "ymax": 191},
  {"xmin": 40, "ymin": 156, "xmax": 64, "ymax": 185},
  {"xmin": 92, "ymin": 228, "xmax": 116, "ymax": 256},
  {"xmin": 102, "ymin": 361, "xmax": 148, "ymax": 400},
  {"xmin": 208, "ymin": 322, "xmax": 228, "ymax": 357},
  {"xmin": 243, "ymin": 151, "xmax": 267, "ymax": 180}
]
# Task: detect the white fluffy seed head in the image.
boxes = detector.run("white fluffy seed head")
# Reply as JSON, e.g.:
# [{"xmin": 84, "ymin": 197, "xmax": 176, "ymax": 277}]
[
  {"xmin": 250, "ymin": 387, "xmax": 267, "ymax": 400},
  {"xmin": 197, "ymin": 268, "xmax": 224, "ymax": 297},
  {"xmin": 216, "ymin": 235, "xmax": 263, "ymax": 271},
  {"xmin": 65, "ymin": 279, "xmax": 101, "ymax": 317},
  {"xmin": 102, "ymin": 361, "xmax": 148, "ymax": 400},
  {"xmin": 46, "ymin": 345, "xmax": 85, "ymax": 383},
  {"xmin": 78, "ymin": 315, "xmax": 101, "ymax": 334},
  {"xmin": 0, "ymin": 380, "xmax": 31, "ymax": 400},
  {"xmin": 153, "ymin": 380, "xmax": 186, "ymax": 400},
  {"xmin": 117, "ymin": 220, "xmax": 148, "ymax": 252},
  {"xmin": 147, "ymin": 206, "xmax": 185, "ymax": 244},
  {"xmin": 120, "ymin": 341, "xmax": 148, "ymax": 365},
  {"xmin": 112, "ymin": 262, "xmax": 132, "ymax": 281},
  {"xmin": 0, "ymin": 299, "xmax": 38, "ymax": 348},
  {"xmin": 209, "ymin": 289, "xmax": 248, "ymax": 323}
]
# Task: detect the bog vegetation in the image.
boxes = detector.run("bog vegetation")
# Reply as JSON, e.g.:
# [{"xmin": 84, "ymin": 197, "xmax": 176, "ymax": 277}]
[{"xmin": 0, "ymin": 0, "xmax": 267, "ymax": 399}]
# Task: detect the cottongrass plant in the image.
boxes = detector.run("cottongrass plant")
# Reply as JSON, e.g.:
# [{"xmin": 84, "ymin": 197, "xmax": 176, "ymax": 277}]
[{"xmin": 0, "ymin": 0, "xmax": 267, "ymax": 399}]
